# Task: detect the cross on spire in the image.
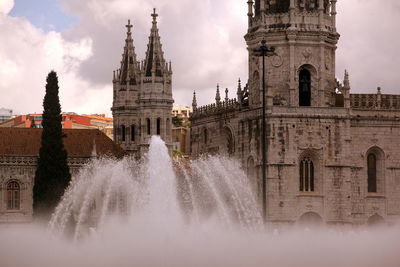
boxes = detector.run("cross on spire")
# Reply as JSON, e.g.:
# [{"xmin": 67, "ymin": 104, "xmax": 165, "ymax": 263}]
[
  {"xmin": 152, "ymin": 8, "xmax": 158, "ymax": 23},
  {"xmin": 126, "ymin": 19, "xmax": 133, "ymax": 33}
]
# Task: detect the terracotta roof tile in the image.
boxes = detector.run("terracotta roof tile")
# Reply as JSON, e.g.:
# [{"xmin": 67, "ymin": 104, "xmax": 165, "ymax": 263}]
[{"xmin": 0, "ymin": 128, "xmax": 125, "ymax": 158}]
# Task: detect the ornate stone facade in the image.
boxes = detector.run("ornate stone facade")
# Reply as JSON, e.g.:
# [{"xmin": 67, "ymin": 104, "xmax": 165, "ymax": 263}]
[
  {"xmin": 0, "ymin": 128, "xmax": 125, "ymax": 223},
  {"xmin": 112, "ymin": 10, "xmax": 174, "ymax": 157},
  {"xmin": 190, "ymin": 0, "xmax": 400, "ymax": 226}
]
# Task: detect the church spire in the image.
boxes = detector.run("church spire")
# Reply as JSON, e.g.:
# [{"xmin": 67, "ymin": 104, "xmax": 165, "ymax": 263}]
[
  {"xmin": 215, "ymin": 84, "xmax": 221, "ymax": 104},
  {"xmin": 143, "ymin": 8, "xmax": 168, "ymax": 78},
  {"xmin": 343, "ymin": 70, "xmax": 350, "ymax": 90},
  {"xmin": 237, "ymin": 78, "xmax": 243, "ymax": 105},
  {"xmin": 116, "ymin": 19, "xmax": 139, "ymax": 85},
  {"xmin": 192, "ymin": 91, "xmax": 197, "ymax": 110}
]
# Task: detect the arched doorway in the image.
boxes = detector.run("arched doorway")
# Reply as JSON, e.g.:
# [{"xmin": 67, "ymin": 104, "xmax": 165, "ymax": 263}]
[
  {"xmin": 368, "ymin": 214, "xmax": 384, "ymax": 226},
  {"xmin": 298, "ymin": 212, "xmax": 323, "ymax": 226}
]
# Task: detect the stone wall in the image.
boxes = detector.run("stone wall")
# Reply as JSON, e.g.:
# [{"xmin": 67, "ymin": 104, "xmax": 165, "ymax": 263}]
[{"xmin": 191, "ymin": 105, "xmax": 400, "ymax": 226}]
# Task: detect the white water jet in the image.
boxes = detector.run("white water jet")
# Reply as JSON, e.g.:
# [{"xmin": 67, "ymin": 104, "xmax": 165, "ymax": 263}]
[{"xmin": 1, "ymin": 136, "xmax": 400, "ymax": 267}]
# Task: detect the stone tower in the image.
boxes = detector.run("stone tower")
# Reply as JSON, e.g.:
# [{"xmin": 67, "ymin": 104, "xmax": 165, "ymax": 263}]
[
  {"xmin": 246, "ymin": 0, "xmax": 339, "ymax": 107},
  {"xmin": 112, "ymin": 9, "xmax": 173, "ymax": 157}
]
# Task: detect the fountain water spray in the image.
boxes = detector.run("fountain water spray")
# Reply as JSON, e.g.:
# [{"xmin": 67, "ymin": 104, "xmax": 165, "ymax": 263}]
[
  {"xmin": 49, "ymin": 136, "xmax": 261, "ymax": 238},
  {"xmin": 2, "ymin": 136, "xmax": 400, "ymax": 267}
]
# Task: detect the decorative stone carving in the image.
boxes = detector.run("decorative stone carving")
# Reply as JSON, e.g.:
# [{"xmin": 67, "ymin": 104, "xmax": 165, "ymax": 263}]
[
  {"xmin": 325, "ymin": 50, "xmax": 332, "ymax": 71},
  {"xmin": 273, "ymin": 94, "xmax": 287, "ymax": 106},
  {"xmin": 271, "ymin": 48, "xmax": 284, "ymax": 68},
  {"xmin": 302, "ymin": 48, "xmax": 312, "ymax": 61}
]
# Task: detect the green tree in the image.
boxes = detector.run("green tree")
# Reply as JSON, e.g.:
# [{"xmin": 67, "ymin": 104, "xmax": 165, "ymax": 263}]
[
  {"xmin": 33, "ymin": 71, "xmax": 71, "ymax": 219},
  {"xmin": 172, "ymin": 116, "xmax": 183, "ymax": 127}
]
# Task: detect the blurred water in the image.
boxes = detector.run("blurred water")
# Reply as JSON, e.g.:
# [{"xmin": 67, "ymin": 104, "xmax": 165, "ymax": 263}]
[{"xmin": 1, "ymin": 136, "xmax": 399, "ymax": 267}]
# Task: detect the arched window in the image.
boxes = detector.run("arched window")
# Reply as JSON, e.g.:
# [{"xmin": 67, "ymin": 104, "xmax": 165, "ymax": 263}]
[
  {"xmin": 7, "ymin": 181, "xmax": 20, "ymax": 210},
  {"xmin": 224, "ymin": 127, "xmax": 234, "ymax": 156},
  {"xmin": 147, "ymin": 119, "xmax": 151, "ymax": 135},
  {"xmin": 131, "ymin": 125, "xmax": 136, "ymax": 142},
  {"xmin": 203, "ymin": 128, "xmax": 208, "ymax": 144},
  {"xmin": 156, "ymin": 118, "xmax": 161, "ymax": 135},
  {"xmin": 367, "ymin": 153, "xmax": 377, "ymax": 193},
  {"xmin": 299, "ymin": 69, "xmax": 311, "ymax": 106},
  {"xmin": 300, "ymin": 158, "xmax": 314, "ymax": 192},
  {"xmin": 121, "ymin": 125, "xmax": 126, "ymax": 142}
]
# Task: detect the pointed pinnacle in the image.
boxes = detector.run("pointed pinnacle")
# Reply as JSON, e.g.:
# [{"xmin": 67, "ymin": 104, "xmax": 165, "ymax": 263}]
[
  {"xmin": 126, "ymin": 19, "xmax": 133, "ymax": 34},
  {"xmin": 152, "ymin": 8, "xmax": 158, "ymax": 23}
]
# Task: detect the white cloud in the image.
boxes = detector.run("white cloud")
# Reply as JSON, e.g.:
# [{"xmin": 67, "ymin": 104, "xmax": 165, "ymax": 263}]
[
  {"xmin": 336, "ymin": 0, "xmax": 400, "ymax": 94},
  {"xmin": 0, "ymin": 0, "xmax": 13, "ymax": 15},
  {"xmin": 1, "ymin": 0, "xmax": 399, "ymax": 116},
  {"xmin": 60, "ymin": 0, "xmax": 248, "ymax": 107},
  {"xmin": 0, "ymin": 14, "xmax": 108, "ymax": 115}
]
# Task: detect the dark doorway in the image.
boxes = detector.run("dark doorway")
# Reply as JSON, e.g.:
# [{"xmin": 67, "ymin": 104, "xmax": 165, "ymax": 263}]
[{"xmin": 299, "ymin": 69, "xmax": 311, "ymax": 106}]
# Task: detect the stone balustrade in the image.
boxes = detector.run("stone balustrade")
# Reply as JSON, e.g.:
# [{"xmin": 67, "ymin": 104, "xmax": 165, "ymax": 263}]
[
  {"xmin": 351, "ymin": 94, "xmax": 400, "ymax": 110},
  {"xmin": 192, "ymin": 99, "xmax": 239, "ymax": 118}
]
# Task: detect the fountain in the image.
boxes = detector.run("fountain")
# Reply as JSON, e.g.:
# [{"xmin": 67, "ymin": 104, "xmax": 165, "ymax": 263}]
[
  {"xmin": 1, "ymin": 136, "xmax": 400, "ymax": 267},
  {"xmin": 48, "ymin": 136, "xmax": 262, "ymax": 239}
]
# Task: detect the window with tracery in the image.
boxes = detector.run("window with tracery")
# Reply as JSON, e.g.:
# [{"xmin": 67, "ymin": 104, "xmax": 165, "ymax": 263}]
[
  {"xmin": 367, "ymin": 153, "xmax": 377, "ymax": 193},
  {"xmin": 7, "ymin": 181, "xmax": 20, "ymax": 210},
  {"xmin": 300, "ymin": 158, "xmax": 314, "ymax": 192}
]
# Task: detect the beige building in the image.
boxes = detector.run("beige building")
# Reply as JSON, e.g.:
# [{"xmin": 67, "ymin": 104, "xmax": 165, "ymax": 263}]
[
  {"xmin": 190, "ymin": 0, "xmax": 400, "ymax": 226},
  {"xmin": 0, "ymin": 128, "xmax": 124, "ymax": 223},
  {"xmin": 171, "ymin": 106, "xmax": 192, "ymax": 155},
  {"xmin": 112, "ymin": 10, "xmax": 173, "ymax": 157},
  {"xmin": 172, "ymin": 105, "xmax": 192, "ymax": 119}
]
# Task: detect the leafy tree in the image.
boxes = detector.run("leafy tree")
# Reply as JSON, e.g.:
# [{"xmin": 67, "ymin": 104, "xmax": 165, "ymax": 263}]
[
  {"xmin": 172, "ymin": 116, "xmax": 183, "ymax": 127},
  {"xmin": 33, "ymin": 71, "xmax": 71, "ymax": 219}
]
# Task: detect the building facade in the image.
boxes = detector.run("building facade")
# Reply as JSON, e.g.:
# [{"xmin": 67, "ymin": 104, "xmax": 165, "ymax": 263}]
[
  {"xmin": 112, "ymin": 10, "xmax": 174, "ymax": 157},
  {"xmin": 190, "ymin": 0, "xmax": 400, "ymax": 226},
  {"xmin": 0, "ymin": 113, "xmax": 114, "ymax": 140},
  {"xmin": 0, "ymin": 128, "xmax": 124, "ymax": 223}
]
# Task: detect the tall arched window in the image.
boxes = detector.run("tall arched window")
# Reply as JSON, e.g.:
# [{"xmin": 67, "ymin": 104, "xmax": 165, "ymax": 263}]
[
  {"xmin": 299, "ymin": 69, "xmax": 311, "ymax": 106},
  {"xmin": 121, "ymin": 125, "xmax": 126, "ymax": 142},
  {"xmin": 147, "ymin": 119, "xmax": 151, "ymax": 135},
  {"xmin": 300, "ymin": 158, "xmax": 314, "ymax": 192},
  {"xmin": 224, "ymin": 127, "xmax": 234, "ymax": 156},
  {"xmin": 203, "ymin": 128, "xmax": 208, "ymax": 144},
  {"xmin": 156, "ymin": 118, "xmax": 161, "ymax": 135},
  {"xmin": 7, "ymin": 181, "xmax": 20, "ymax": 210},
  {"xmin": 367, "ymin": 153, "xmax": 377, "ymax": 193},
  {"xmin": 131, "ymin": 125, "xmax": 136, "ymax": 142}
]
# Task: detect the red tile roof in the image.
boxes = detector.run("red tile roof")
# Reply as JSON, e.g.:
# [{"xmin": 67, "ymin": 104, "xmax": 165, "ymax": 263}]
[{"xmin": 0, "ymin": 128, "xmax": 125, "ymax": 158}]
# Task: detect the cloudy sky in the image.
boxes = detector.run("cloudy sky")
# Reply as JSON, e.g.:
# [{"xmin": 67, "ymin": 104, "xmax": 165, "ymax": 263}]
[{"xmin": 0, "ymin": 0, "xmax": 399, "ymax": 116}]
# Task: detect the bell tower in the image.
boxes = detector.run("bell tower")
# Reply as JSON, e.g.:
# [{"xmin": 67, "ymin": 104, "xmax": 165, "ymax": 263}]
[
  {"xmin": 112, "ymin": 10, "xmax": 173, "ymax": 157},
  {"xmin": 245, "ymin": 0, "xmax": 339, "ymax": 107}
]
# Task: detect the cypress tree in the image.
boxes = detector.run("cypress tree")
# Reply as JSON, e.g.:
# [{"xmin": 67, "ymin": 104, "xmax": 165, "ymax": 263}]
[{"xmin": 33, "ymin": 71, "xmax": 71, "ymax": 218}]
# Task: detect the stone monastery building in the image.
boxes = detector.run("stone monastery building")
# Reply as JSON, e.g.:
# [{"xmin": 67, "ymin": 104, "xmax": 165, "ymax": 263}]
[{"xmin": 190, "ymin": 0, "xmax": 400, "ymax": 226}]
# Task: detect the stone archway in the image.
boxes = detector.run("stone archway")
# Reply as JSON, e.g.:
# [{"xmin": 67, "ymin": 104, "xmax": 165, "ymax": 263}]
[
  {"xmin": 368, "ymin": 214, "xmax": 385, "ymax": 226},
  {"xmin": 298, "ymin": 212, "xmax": 323, "ymax": 226}
]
